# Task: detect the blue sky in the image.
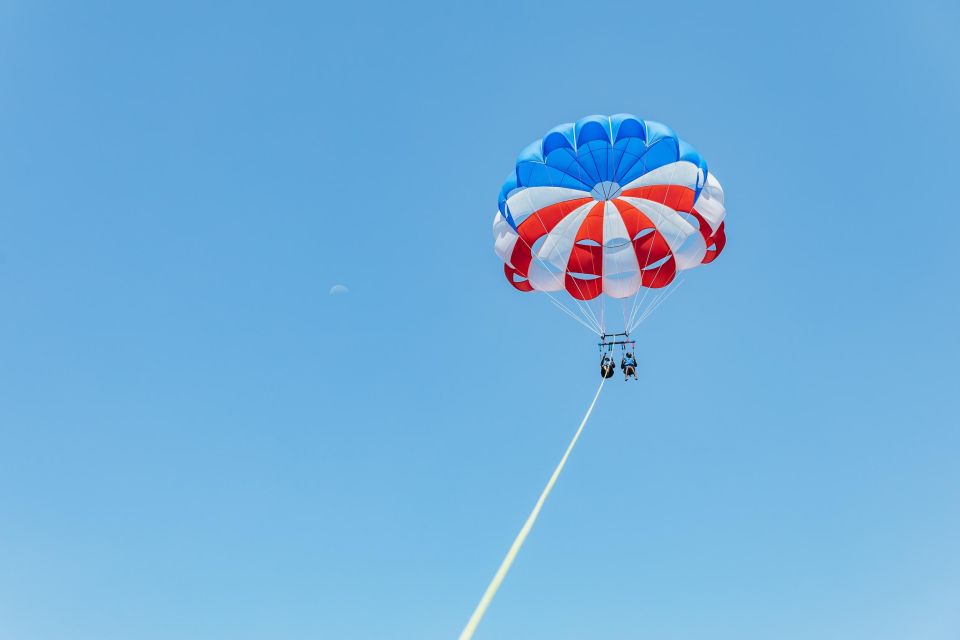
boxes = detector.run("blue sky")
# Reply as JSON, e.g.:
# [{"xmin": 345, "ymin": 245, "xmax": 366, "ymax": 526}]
[{"xmin": 1, "ymin": 1, "xmax": 958, "ymax": 639}]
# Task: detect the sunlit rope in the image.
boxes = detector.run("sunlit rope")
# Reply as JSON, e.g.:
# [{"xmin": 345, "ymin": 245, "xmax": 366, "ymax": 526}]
[{"xmin": 458, "ymin": 376, "xmax": 607, "ymax": 640}]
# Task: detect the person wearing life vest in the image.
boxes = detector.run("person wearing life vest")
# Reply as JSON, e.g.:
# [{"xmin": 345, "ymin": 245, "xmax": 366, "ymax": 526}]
[
  {"xmin": 621, "ymin": 352, "xmax": 638, "ymax": 381},
  {"xmin": 600, "ymin": 353, "xmax": 615, "ymax": 379}
]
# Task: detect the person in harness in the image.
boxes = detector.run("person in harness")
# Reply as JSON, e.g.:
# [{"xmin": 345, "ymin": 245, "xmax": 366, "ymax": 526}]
[
  {"xmin": 600, "ymin": 353, "xmax": 616, "ymax": 379},
  {"xmin": 621, "ymin": 351, "xmax": 638, "ymax": 381}
]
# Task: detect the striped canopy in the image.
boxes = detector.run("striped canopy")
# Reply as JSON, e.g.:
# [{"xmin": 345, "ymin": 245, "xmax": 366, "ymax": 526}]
[{"xmin": 493, "ymin": 114, "xmax": 726, "ymax": 303}]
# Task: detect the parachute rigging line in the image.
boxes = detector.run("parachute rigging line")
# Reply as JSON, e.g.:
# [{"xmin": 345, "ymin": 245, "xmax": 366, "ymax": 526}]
[
  {"xmin": 632, "ymin": 277, "xmax": 685, "ymax": 332},
  {"xmin": 521, "ymin": 200, "xmax": 604, "ymax": 333},
  {"xmin": 624, "ymin": 162, "xmax": 682, "ymax": 332},
  {"xmin": 458, "ymin": 376, "xmax": 607, "ymax": 640}
]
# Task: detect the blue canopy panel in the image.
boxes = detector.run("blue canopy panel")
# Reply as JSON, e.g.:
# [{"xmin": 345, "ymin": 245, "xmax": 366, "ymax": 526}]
[{"xmin": 497, "ymin": 114, "xmax": 709, "ymax": 230}]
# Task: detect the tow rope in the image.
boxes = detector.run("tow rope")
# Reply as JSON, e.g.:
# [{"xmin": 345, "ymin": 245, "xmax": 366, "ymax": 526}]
[{"xmin": 458, "ymin": 376, "xmax": 607, "ymax": 639}]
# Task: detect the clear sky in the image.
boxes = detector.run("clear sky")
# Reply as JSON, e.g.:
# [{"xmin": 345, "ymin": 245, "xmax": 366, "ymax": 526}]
[{"xmin": 1, "ymin": 1, "xmax": 958, "ymax": 639}]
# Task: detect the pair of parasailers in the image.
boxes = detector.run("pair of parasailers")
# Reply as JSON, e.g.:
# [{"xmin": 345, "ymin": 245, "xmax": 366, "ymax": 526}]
[{"xmin": 600, "ymin": 352, "xmax": 638, "ymax": 381}]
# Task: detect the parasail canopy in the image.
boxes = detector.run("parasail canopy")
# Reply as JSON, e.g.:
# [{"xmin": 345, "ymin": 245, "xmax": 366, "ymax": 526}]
[{"xmin": 493, "ymin": 114, "xmax": 727, "ymax": 335}]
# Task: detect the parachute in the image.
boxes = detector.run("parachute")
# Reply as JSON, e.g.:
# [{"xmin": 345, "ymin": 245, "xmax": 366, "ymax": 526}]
[
  {"xmin": 461, "ymin": 115, "xmax": 729, "ymax": 640},
  {"xmin": 493, "ymin": 114, "xmax": 727, "ymax": 336}
]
